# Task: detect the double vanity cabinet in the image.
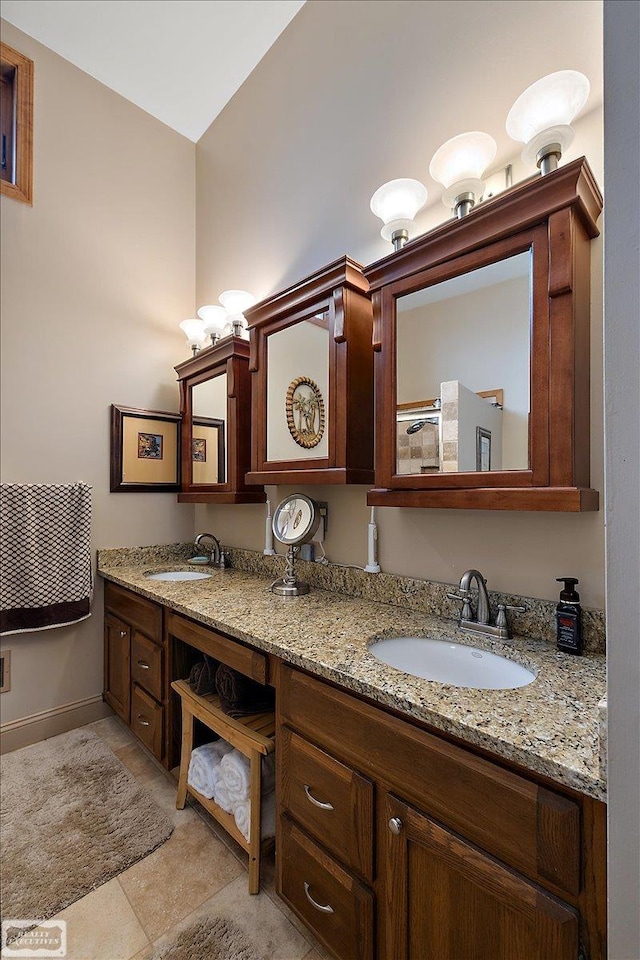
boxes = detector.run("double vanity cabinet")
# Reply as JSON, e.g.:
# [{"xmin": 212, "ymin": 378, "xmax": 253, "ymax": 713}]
[{"xmin": 101, "ymin": 572, "xmax": 606, "ymax": 960}]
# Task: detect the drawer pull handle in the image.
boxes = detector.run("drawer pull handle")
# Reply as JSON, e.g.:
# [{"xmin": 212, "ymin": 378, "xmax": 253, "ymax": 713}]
[
  {"xmin": 137, "ymin": 660, "xmax": 150, "ymax": 670},
  {"xmin": 303, "ymin": 784, "xmax": 334, "ymax": 810},
  {"xmin": 136, "ymin": 715, "xmax": 150, "ymax": 727},
  {"xmin": 304, "ymin": 881, "xmax": 334, "ymax": 914},
  {"xmin": 388, "ymin": 817, "xmax": 403, "ymax": 835}
]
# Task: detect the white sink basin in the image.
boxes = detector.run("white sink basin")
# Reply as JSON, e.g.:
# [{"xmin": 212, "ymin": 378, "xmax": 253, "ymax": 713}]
[
  {"xmin": 146, "ymin": 570, "xmax": 212, "ymax": 582},
  {"xmin": 369, "ymin": 636, "xmax": 536, "ymax": 690}
]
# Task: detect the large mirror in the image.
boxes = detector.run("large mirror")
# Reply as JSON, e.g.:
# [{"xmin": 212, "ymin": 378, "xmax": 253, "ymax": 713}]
[
  {"xmin": 266, "ymin": 314, "xmax": 330, "ymax": 462},
  {"xmin": 396, "ymin": 251, "xmax": 531, "ymax": 476},
  {"xmin": 190, "ymin": 373, "xmax": 227, "ymax": 485}
]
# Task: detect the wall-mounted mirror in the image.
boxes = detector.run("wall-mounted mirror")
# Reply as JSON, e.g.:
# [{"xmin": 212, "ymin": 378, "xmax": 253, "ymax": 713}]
[
  {"xmin": 364, "ymin": 157, "xmax": 602, "ymax": 511},
  {"xmin": 396, "ymin": 251, "xmax": 530, "ymax": 476},
  {"xmin": 266, "ymin": 314, "xmax": 330, "ymax": 463},
  {"xmin": 174, "ymin": 338, "xmax": 265, "ymax": 504}
]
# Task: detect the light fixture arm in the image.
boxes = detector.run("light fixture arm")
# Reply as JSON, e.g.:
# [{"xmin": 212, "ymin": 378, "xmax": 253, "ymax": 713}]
[{"xmin": 536, "ymin": 142, "xmax": 562, "ymax": 175}]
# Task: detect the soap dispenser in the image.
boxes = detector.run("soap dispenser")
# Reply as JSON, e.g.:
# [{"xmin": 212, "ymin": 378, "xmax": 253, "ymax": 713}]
[{"xmin": 555, "ymin": 577, "xmax": 583, "ymax": 654}]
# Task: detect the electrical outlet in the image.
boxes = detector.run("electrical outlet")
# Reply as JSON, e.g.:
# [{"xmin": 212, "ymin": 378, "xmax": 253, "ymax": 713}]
[
  {"xmin": 0, "ymin": 650, "xmax": 11, "ymax": 693},
  {"xmin": 313, "ymin": 502, "xmax": 328, "ymax": 543}
]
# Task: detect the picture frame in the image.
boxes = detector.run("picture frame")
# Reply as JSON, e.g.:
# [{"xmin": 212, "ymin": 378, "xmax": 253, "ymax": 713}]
[
  {"xmin": 110, "ymin": 404, "xmax": 181, "ymax": 492},
  {"xmin": 192, "ymin": 416, "xmax": 225, "ymax": 485}
]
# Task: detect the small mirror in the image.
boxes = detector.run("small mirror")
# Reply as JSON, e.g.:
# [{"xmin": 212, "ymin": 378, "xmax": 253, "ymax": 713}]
[
  {"xmin": 396, "ymin": 251, "xmax": 531, "ymax": 476},
  {"xmin": 271, "ymin": 494, "xmax": 319, "ymax": 597},
  {"xmin": 190, "ymin": 373, "xmax": 227, "ymax": 485},
  {"xmin": 266, "ymin": 315, "xmax": 330, "ymax": 462}
]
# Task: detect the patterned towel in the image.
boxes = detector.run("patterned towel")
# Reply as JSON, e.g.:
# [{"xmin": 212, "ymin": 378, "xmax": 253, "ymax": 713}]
[{"xmin": 0, "ymin": 483, "xmax": 93, "ymax": 635}]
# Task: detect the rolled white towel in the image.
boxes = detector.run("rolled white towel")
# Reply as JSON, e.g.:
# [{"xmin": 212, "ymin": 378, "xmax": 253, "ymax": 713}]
[
  {"xmin": 209, "ymin": 737, "xmax": 234, "ymax": 760},
  {"xmin": 220, "ymin": 749, "xmax": 251, "ymax": 802},
  {"xmin": 188, "ymin": 742, "xmax": 226, "ymax": 799},
  {"xmin": 234, "ymin": 789, "xmax": 276, "ymax": 842},
  {"xmin": 213, "ymin": 779, "xmax": 234, "ymax": 814}
]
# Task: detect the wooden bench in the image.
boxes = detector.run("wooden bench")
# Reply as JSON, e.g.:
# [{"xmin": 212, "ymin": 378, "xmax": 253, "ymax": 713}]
[{"xmin": 171, "ymin": 679, "xmax": 275, "ymax": 893}]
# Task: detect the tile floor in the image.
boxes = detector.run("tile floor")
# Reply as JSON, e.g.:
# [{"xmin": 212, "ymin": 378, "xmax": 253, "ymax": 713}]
[{"xmin": 46, "ymin": 715, "xmax": 331, "ymax": 960}]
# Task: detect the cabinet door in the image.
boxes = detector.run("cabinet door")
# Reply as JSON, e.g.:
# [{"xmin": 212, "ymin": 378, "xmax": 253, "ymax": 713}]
[
  {"xmin": 381, "ymin": 793, "xmax": 579, "ymax": 960},
  {"xmin": 104, "ymin": 612, "xmax": 130, "ymax": 722}
]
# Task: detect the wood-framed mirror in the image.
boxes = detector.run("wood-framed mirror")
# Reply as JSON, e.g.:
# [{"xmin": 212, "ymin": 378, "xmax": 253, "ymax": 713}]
[
  {"xmin": 174, "ymin": 337, "xmax": 265, "ymax": 504},
  {"xmin": 364, "ymin": 157, "xmax": 602, "ymax": 511}
]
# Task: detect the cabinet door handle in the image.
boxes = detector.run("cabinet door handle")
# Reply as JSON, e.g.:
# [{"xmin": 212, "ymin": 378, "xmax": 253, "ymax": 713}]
[
  {"xmin": 136, "ymin": 714, "xmax": 150, "ymax": 727},
  {"xmin": 137, "ymin": 660, "xmax": 150, "ymax": 670},
  {"xmin": 303, "ymin": 881, "xmax": 334, "ymax": 914},
  {"xmin": 119, "ymin": 630, "xmax": 127, "ymax": 637},
  {"xmin": 388, "ymin": 817, "xmax": 403, "ymax": 835},
  {"xmin": 304, "ymin": 784, "xmax": 334, "ymax": 811}
]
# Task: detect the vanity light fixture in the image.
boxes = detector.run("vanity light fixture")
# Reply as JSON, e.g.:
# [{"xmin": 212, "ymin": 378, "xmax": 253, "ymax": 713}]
[
  {"xmin": 197, "ymin": 304, "xmax": 227, "ymax": 345},
  {"xmin": 370, "ymin": 178, "xmax": 428, "ymax": 251},
  {"xmin": 218, "ymin": 290, "xmax": 257, "ymax": 339},
  {"xmin": 506, "ymin": 70, "xmax": 590, "ymax": 175},
  {"xmin": 429, "ymin": 131, "xmax": 497, "ymax": 219},
  {"xmin": 179, "ymin": 318, "xmax": 206, "ymax": 356}
]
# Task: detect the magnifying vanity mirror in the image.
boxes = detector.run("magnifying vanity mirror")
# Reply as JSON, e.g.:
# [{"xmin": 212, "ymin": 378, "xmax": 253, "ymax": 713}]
[
  {"xmin": 271, "ymin": 494, "xmax": 320, "ymax": 596},
  {"xmin": 365, "ymin": 157, "xmax": 603, "ymax": 511},
  {"xmin": 175, "ymin": 337, "xmax": 265, "ymax": 504}
]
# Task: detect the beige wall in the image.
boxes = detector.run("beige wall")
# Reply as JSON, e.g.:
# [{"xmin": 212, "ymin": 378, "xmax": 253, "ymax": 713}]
[
  {"xmin": 195, "ymin": 0, "xmax": 605, "ymax": 608},
  {"xmin": 0, "ymin": 21, "xmax": 196, "ymax": 727}
]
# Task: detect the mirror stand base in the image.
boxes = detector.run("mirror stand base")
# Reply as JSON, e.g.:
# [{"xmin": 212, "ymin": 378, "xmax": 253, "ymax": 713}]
[{"xmin": 271, "ymin": 579, "xmax": 310, "ymax": 597}]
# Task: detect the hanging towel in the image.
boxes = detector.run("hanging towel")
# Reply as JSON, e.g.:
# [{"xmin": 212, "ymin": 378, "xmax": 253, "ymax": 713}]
[
  {"xmin": 0, "ymin": 483, "xmax": 93, "ymax": 636},
  {"xmin": 233, "ymin": 789, "xmax": 276, "ymax": 843}
]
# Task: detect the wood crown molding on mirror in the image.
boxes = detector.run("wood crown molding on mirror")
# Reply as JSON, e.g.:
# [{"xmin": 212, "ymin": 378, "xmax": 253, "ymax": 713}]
[
  {"xmin": 364, "ymin": 157, "xmax": 603, "ymax": 512},
  {"xmin": 0, "ymin": 42, "xmax": 34, "ymax": 205}
]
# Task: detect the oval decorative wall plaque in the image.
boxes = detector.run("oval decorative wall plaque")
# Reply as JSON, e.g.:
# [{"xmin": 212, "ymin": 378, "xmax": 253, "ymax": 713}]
[{"xmin": 285, "ymin": 376, "xmax": 325, "ymax": 449}]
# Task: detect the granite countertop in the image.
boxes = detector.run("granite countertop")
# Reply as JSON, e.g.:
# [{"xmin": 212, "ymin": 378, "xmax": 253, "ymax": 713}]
[{"xmin": 98, "ymin": 552, "xmax": 607, "ymax": 801}]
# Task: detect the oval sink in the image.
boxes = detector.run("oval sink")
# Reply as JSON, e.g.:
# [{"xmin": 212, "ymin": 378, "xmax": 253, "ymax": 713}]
[
  {"xmin": 369, "ymin": 636, "xmax": 535, "ymax": 690},
  {"xmin": 146, "ymin": 571, "xmax": 212, "ymax": 582}
]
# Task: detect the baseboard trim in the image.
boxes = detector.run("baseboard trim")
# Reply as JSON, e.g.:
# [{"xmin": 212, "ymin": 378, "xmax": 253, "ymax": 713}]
[{"xmin": 0, "ymin": 695, "xmax": 113, "ymax": 753}]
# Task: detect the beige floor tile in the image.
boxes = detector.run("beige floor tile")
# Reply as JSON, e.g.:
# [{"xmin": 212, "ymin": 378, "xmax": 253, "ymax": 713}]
[
  {"xmin": 148, "ymin": 876, "xmax": 310, "ymax": 960},
  {"xmin": 118, "ymin": 818, "xmax": 244, "ymax": 939},
  {"xmin": 89, "ymin": 715, "xmax": 136, "ymax": 751},
  {"xmin": 142, "ymin": 772, "xmax": 197, "ymax": 828},
  {"xmin": 114, "ymin": 742, "xmax": 166, "ymax": 782},
  {"xmin": 53, "ymin": 878, "xmax": 149, "ymax": 960},
  {"xmin": 303, "ymin": 950, "xmax": 333, "ymax": 960}
]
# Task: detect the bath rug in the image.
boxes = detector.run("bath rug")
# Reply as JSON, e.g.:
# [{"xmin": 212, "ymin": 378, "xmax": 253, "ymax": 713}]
[
  {"xmin": 150, "ymin": 915, "xmax": 261, "ymax": 960},
  {"xmin": 0, "ymin": 727, "xmax": 173, "ymax": 921}
]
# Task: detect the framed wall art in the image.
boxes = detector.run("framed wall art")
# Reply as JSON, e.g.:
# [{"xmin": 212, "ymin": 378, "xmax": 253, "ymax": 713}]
[
  {"xmin": 192, "ymin": 416, "xmax": 225, "ymax": 485},
  {"xmin": 110, "ymin": 404, "xmax": 181, "ymax": 492}
]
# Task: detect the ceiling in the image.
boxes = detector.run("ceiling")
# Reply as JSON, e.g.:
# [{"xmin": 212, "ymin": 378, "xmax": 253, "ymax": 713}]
[{"xmin": 1, "ymin": 0, "xmax": 306, "ymax": 141}]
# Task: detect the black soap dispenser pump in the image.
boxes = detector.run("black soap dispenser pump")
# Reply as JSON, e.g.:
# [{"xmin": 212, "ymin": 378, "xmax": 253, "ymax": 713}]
[{"xmin": 556, "ymin": 577, "xmax": 583, "ymax": 654}]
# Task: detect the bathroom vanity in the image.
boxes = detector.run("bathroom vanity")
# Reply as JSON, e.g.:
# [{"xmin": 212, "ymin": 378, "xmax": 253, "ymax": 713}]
[{"xmin": 99, "ymin": 552, "xmax": 606, "ymax": 960}]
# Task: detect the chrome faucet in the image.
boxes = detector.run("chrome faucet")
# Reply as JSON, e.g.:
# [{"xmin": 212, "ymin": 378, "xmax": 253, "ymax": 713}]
[
  {"xmin": 447, "ymin": 568, "xmax": 525, "ymax": 640},
  {"xmin": 194, "ymin": 532, "xmax": 224, "ymax": 567}
]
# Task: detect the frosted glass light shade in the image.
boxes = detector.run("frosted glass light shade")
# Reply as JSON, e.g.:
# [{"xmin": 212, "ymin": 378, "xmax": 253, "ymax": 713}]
[
  {"xmin": 370, "ymin": 178, "xmax": 428, "ymax": 241},
  {"xmin": 506, "ymin": 70, "xmax": 590, "ymax": 164},
  {"xmin": 179, "ymin": 318, "xmax": 206, "ymax": 349},
  {"xmin": 429, "ymin": 132, "xmax": 497, "ymax": 209},
  {"xmin": 197, "ymin": 304, "xmax": 227, "ymax": 338},
  {"xmin": 218, "ymin": 290, "xmax": 257, "ymax": 316}
]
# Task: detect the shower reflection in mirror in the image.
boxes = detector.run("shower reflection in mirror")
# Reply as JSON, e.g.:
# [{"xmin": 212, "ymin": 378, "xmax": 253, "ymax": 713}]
[{"xmin": 395, "ymin": 250, "xmax": 531, "ymax": 476}]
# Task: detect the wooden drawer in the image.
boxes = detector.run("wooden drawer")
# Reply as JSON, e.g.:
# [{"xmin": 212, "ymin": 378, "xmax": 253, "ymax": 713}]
[
  {"xmin": 280, "ymin": 727, "xmax": 374, "ymax": 881},
  {"xmin": 104, "ymin": 581, "xmax": 162, "ymax": 643},
  {"xmin": 131, "ymin": 630, "xmax": 163, "ymax": 701},
  {"xmin": 167, "ymin": 611, "xmax": 268, "ymax": 684},
  {"xmin": 131, "ymin": 683, "xmax": 163, "ymax": 760},
  {"xmin": 279, "ymin": 817, "xmax": 374, "ymax": 960},
  {"xmin": 279, "ymin": 664, "xmax": 580, "ymax": 897}
]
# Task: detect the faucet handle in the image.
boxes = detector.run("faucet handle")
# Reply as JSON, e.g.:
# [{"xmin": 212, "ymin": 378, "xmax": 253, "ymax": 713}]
[
  {"xmin": 447, "ymin": 593, "xmax": 473, "ymax": 621},
  {"xmin": 495, "ymin": 603, "xmax": 526, "ymax": 628}
]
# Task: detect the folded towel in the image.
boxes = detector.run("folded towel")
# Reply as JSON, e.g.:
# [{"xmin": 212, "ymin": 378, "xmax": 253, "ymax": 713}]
[
  {"xmin": 220, "ymin": 751, "xmax": 276, "ymax": 805},
  {"xmin": 215, "ymin": 664, "xmax": 275, "ymax": 718},
  {"xmin": 0, "ymin": 483, "xmax": 93, "ymax": 636},
  {"xmin": 234, "ymin": 789, "xmax": 276, "ymax": 842},
  {"xmin": 213, "ymin": 779, "xmax": 233, "ymax": 814},
  {"xmin": 188, "ymin": 655, "xmax": 219, "ymax": 696},
  {"xmin": 188, "ymin": 742, "xmax": 227, "ymax": 799},
  {"xmin": 220, "ymin": 749, "xmax": 250, "ymax": 803}
]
